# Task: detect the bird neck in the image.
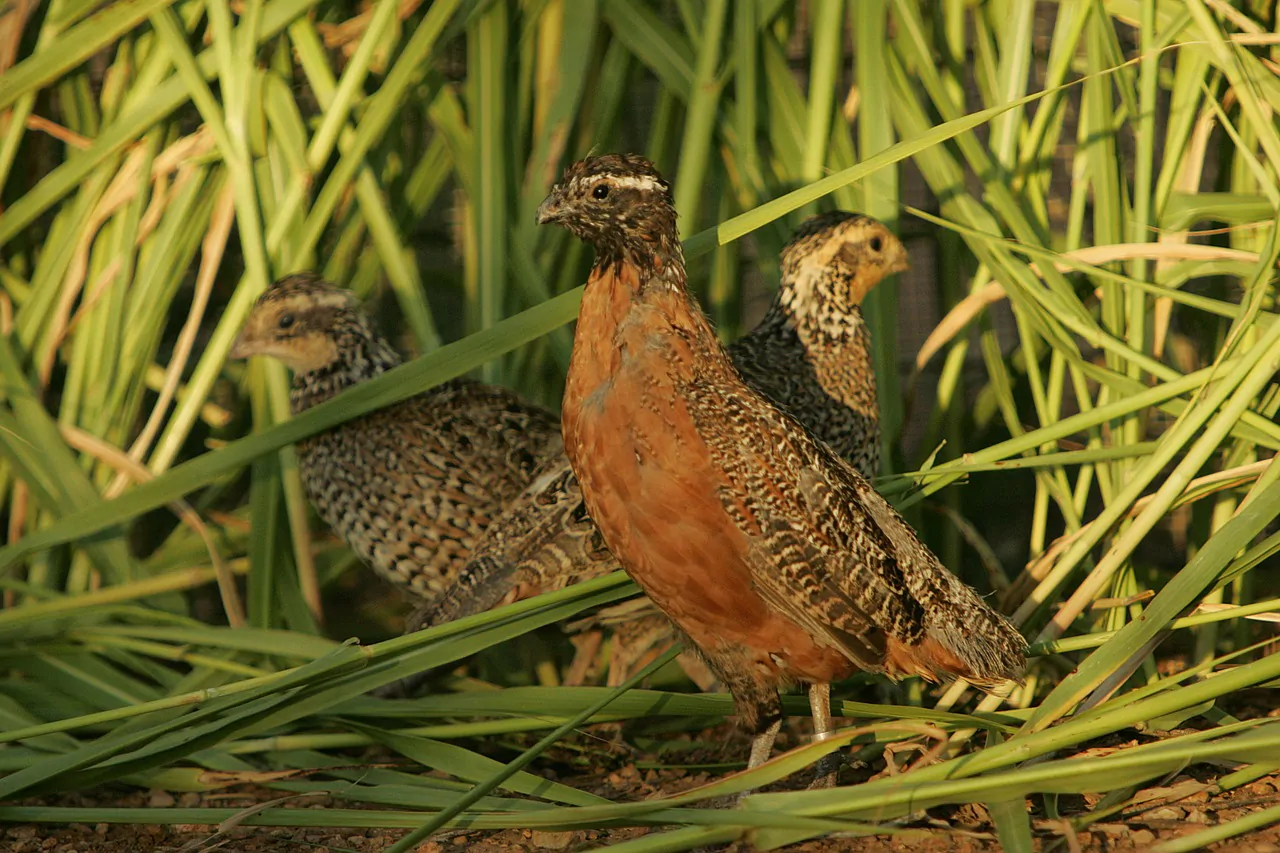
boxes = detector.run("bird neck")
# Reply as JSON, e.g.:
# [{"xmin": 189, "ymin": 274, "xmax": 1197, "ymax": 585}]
[
  {"xmin": 751, "ymin": 297, "xmax": 878, "ymax": 416},
  {"xmin": 620, "ymin": 232, "xmax": 717, "ymax": 333},
  {"xmin": 568, "ymin": 225, "xmax": 717, "ymax": 399},
  {"xmin": 593, "ymin": 208, "xmax": 685, "ymax": 291},
  {"xmin": 289, "ymin": 332, "xmax": 403, "ymax": 413}
]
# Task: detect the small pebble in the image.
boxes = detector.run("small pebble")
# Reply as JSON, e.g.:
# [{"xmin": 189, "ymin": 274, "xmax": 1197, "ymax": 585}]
[
  {"xmin": 531, "ymin": 830, "xmax": 575, "ymax": 849},
  {"xmin": 146, "ymin": 790, "xmax": 175, "ymax": 808},
  {"xmin": 1130, "ymin": 829, "xmax": 1156, "ymax": 846}
]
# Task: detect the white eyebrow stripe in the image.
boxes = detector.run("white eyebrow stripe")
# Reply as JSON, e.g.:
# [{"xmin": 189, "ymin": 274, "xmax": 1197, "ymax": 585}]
[
  {"xmin": 586, "ymin": 173, "xmax": 664, "ymax": 193},
  {"xmin": 309, "ymin": 291, "xmax": 352, "ymax": 309}
]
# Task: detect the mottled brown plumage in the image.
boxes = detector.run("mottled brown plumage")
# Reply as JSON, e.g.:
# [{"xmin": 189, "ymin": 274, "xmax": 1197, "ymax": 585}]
[
  {"xmin": 738, "ymin": 210, "xmax": 907, "ymax": 476},
  {"xmin": 539, "ymin": 153, "xmax": 1026, "ymax": 780},
  {"xmin": 228, "ymin": 274, "xmax": 562, "ymax": 601},
  {"xmin": 411, "ymin": 212, "xmax": 910, "ymax": 690}
]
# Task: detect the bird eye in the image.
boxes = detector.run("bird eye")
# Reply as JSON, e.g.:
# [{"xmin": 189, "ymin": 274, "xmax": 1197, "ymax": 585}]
[
  {"xmin": 278, "ymin": 313, "xmax": 295, "ymax": 330},
  {"xmin": 592, "ymin": 183, "xmax": 610, "ymax": 200},
  {"xmin": 869, "ymin": 236, "xmax": 883, "ymax": 253}
]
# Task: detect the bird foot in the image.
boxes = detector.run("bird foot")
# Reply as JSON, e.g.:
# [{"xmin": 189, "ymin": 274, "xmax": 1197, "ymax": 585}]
[
  {"xmin": 807, "ymin": 773, "xmax": 837, "ymax": 790},
  {"xmin": 807, "ymin": 753, "xmax": 841, "ymax": 789},
  {"xmin": 804, "ymin": 727, "xmax": 846, "ymax": 789},
  {"xmin": 876, "ymin": 739, "xmax": 943, "ymax": 778}
]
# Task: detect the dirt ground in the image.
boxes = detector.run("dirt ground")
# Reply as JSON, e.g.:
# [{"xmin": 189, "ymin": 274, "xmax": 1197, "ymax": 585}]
[
  {"xmin": 6, "ymin": 779, "xmax": 1280, "ymax": 852},
  {"xmin": 5, "ymin": 732, "xmax": 1280, "ymax": 853},
  {"xmin": 6, "ymin": 611, "xmax": 1280, "ymax": 852}
]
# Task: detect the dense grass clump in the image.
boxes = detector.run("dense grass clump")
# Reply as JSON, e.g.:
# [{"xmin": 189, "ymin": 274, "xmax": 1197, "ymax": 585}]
[{"xmin": 2, "ymin": 1, "xmax": 1280, "ymax": 849}]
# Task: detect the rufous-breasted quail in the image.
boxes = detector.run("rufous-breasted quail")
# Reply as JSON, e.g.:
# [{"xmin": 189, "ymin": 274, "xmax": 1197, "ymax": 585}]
[
  {"xmin": 414, "ymin": 212, "xmax": 911, "ymax": 693},
  {"xmin": 539, "ymin": 153, "xmax": 1026, "ymax": 781}
]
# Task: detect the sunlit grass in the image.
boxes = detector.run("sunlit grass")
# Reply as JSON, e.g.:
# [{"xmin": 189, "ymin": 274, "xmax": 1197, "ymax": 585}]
[{"xmin": 2, "ymin": 1, "xmax": 1279, "ymax": 850}]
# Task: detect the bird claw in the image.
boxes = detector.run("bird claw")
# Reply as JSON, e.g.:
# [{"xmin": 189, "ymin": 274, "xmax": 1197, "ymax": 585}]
[
  {"xmin": 807, "ymin": 751, "xmax": 842, "ymax": 789},
  {"xmin": 807, "ymin": 771, "xmax": 838, "ymax": 790},
  {"xmin": 877, "ymin": 738, "xmax": 944, "ymax": 777}
]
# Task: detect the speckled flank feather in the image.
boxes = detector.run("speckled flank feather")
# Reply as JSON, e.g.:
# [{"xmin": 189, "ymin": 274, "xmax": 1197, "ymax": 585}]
[
  {"xmin": 683, "ymin": 378, "xmax": 1026, "ymax": 690},
  {"xmin": 542, "ymin": 154, "xmax": 1025, "ymax": 760},
  {"xmin": 408, "ymin": 211, "xmax": 911, "ymax": 677},
  {"xmin": 229, "ymin": 274, "xmax": 562, "ymax": 601}
]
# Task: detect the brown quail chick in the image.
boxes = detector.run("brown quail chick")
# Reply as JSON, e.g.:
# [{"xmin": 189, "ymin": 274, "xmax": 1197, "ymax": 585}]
[
  {"xmin": 410, "ymin": 212, "xmax": 909, "ymax": 691},
  {"xmin": 228, "ymin": 273, "xmax": 562, "ymax": 606},
  {"xmin": 543, "ymin": 153, "xmax": 1026, "ymax": 784}
]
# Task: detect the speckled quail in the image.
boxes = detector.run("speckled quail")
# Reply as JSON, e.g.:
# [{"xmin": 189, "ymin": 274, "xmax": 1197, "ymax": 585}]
[{"xmin": 228, "ymin": 274, "xmax": 562, "ymax": 604}]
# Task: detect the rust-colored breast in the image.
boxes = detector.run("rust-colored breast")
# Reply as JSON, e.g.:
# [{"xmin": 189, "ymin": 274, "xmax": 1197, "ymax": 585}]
[{"xmin": 563, "ymin": 262, "xmax": 854, "ymax": 688}]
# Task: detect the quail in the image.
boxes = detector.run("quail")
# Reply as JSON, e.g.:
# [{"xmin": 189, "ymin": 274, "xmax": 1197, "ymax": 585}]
[
  {"xmin": 229, "ymin": 274, "xmax": 562, "ymax": 604},
  {"xmin": 411, "ymin": 212, "xmax": 910, "ymax": 690},
  {"xmin": 539, "ymin": 153, "xmax": 1026, "ymax": 782}
]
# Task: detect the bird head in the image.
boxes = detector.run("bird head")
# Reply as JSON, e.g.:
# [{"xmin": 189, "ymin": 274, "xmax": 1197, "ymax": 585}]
[
  {"xmin": 778, "ymin": 211, "xmax": 908, "ymax": 328},
  {"xmin": 229, "ymin": 273, "xmax": 371, "ymax": 375},
  {"xmin": 536, "ymin": 154, "xmax": 677, "ymax": 259}
]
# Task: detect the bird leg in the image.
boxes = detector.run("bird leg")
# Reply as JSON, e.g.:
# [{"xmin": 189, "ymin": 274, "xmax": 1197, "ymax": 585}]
[
  {"xmin": 747, "ymin": 717, "xmax": 782, "ymax": 771},
  {"xmin": 807, "ymin": 682, "xmax": 839, "ymax": 789},
  {"xmin": 734, "ymin": 688, "xmax": 784, "ymax": 802},
  {"xmin": 563, "ymin": 629, "xmax": 604, "ymax": 686},
  {"xmin": 694, "ymin": 717, "xmax": 779, "ymax": 809}
]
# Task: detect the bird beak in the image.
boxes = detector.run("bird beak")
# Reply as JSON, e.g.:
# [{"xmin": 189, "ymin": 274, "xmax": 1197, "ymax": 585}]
[
  {"xmin": 890, "ymin": 255, "xmax": 910, "ymax": 276},
  {"xmin": 536, "ymin": 194, "xmax": 563, "ymax": 225},
  {"xmin": 228, "ymin": 330, "xmax": 254, "ymax": 360}
]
